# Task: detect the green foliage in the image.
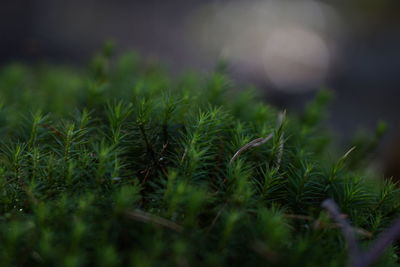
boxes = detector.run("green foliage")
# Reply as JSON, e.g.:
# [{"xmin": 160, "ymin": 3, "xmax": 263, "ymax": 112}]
[{"xmin": 0, "ymin": 49, "xmax": 398, "ymax": 266}]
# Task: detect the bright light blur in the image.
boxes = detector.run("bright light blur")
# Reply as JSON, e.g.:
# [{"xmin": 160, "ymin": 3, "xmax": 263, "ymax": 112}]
[
  {"xmin": 263, "ymin": 27, "xmax": 330, "ymax": 89},
  {"xmin": 188, "ymin": 0, "xmax": 341, "ymax": 92}
]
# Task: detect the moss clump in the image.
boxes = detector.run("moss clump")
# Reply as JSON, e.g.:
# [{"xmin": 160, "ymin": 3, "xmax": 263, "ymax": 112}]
[{"xmin": 0, "ymin": 49, "xmax": 399, "ymax": 266}]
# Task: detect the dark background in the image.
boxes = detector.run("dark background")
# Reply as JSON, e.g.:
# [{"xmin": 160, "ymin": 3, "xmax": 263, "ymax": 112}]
[{"xmin": 1, "ymin": 0, "xmax": 400, "ymax": 177}]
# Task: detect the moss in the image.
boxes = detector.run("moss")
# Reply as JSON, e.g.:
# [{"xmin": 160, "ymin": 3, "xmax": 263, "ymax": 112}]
[{"xmin": 0, "ymin": 47, "xmax": 398, "ymax": 266}]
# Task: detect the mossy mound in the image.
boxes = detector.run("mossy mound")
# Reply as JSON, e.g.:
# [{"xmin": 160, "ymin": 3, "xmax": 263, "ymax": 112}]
[{"xmin": 0, "ymin": 49, "xmax": 398, "ymax": 266}]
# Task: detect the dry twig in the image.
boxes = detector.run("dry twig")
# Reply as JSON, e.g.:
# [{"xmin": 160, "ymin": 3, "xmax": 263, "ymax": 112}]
[
  {"xmin": 125, "ymin": 210, "xmax": 183, "ymax": 233},
  {"xmin": 321, "ymin": 199, "xmax": 360, "ymax": 266},
  {"xmin": 355, "ymin": 217, "xmax": 400, "ymax": 267},
  {"xmin": 229, "ymin": 134, "xmax": 273, "ymax": 164},
  {"xmin": 230, "ymin": 111, "xmax": 286, "ymax": 164}
]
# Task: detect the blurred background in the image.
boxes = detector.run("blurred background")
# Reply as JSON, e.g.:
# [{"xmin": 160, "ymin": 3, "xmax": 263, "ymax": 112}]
[{"xmin": 1, "ymin": 0, "xmax": 400, "ymax": 177}]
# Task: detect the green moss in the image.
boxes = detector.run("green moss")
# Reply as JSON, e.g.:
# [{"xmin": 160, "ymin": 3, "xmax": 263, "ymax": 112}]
[{"xmin": 0, "ymin": 48, "xmax": 398, "ymax": 266}]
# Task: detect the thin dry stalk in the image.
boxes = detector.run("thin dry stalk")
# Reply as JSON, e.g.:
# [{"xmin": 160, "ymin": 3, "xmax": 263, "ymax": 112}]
[
  {"xmin": 125, "ymin": 210, "xmax": 183, "ymax": 233},
  {"xmin": 229, "ymin": 134, "xmax": 273, "ymax": 164},
  {"xmin": 321, "ymin": 199, "xmax": 400, "ymax": 267},
  {"xmin": 275, "ymin": 133, "xmax": 284, "ymax": 168},
  {"xmin": 284, "ymin": 214, "xmax": 372, "ymax": 238},
  {"xmin": 355, "ymin": 217, "xmax": 400, "ymax": 267},
  {"xmin": 321, "ymin": 199, "xmax": 360, "ymax": 266},
  {"xmin": 275, "ymin": 111, "xmax": 286, "ymax": 168},
  {"xmin": 230, "ymin": 111, "xmax": 286, "ymax": 164}
]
